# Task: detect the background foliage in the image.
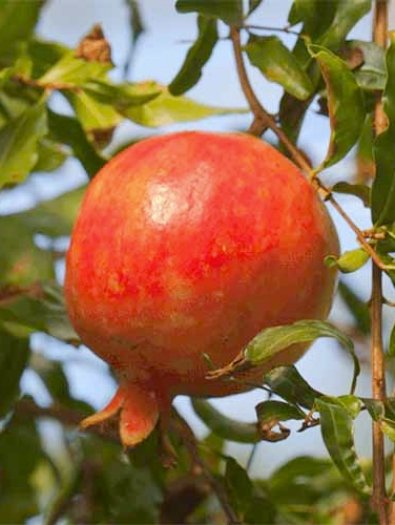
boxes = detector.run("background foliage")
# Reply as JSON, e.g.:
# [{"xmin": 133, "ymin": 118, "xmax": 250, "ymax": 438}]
[{"xmin": 1, "ymin": 0, "xmax": 395, "ymax": 523}]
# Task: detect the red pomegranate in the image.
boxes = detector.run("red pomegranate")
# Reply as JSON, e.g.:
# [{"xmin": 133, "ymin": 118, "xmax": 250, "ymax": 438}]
[{"xmin": 65, "ymin": 131, "xmax": 339, "ymax": 446}]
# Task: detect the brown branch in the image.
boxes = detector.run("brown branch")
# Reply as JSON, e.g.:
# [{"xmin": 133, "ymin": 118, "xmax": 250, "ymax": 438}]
[
  {"xmin": 371, "ymin": 2, "xmax": 389, "ymax": 524},
  {"xmin": 229, "ymin": 26, "xmax": 313, "ymax": 173},
  {"xmin": 171, "ymin": 410, "xmax": 241, "ymax": 525}
]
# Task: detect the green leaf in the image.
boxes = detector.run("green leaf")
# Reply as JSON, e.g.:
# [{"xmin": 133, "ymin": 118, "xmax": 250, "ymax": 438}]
[
  {"xmin": 124, "ymin": 86, "xmax": 246, "ymax": 127},
  {"xmin": 325, "ymin": 248, "xmax": 370, "ymax": 273},
  {"xmin": 338, "ymin": 281, "xmax": 370, "ymax": 335},
  {"xmin": 372, "ymin": 33, "xmax": 395, "ymax": 226},
  {"xmin": 33, "ymin": 138, "xmax": 68, "ymax": 173},
  {"xmin": 364, "ymin": 398, "xmax": 395, "ymax": 442},
  {"xmin": 0, "ymin": 282, "xmax": 79, "ymax": 343},
  {"xmin": 264, "ymin": 366, "xmax": 322, "ymax": 410},
  {"xmin": 282, "ymin": 0, "xmax": 370, "ymax": 145},
  {"xmin": 317, "ymin": 0, "xmax": 372, "ymax": 51},
  {"xmin": 175, "ymin": 0, "xmax": 243, "ymax": 25},
  {"xmin": 255, "ymin": 400, "xmax": 305, "ymax": 442},
  {"xmin": 191, "ymin": 398, "xmax": 260, "ymax": 443},
  {"xmin": 247, "ymin": 0, "xmax": 264, "ymax": 16},
  {"xmin": 0, "ymin": 417, "xmax": 45, "ymax": 522},
  {"xmin": 389, "ymin": 322, "xmax": 395, "ymax": 357},
  {"xmin": 169, "ymin": 16, "xmax": 217, "ymax": 96},
  {"xmin": 316, "ymin": 396, "xmax": 371, "ymax": 495},
  {"xmin": 0, "ymin": 215, "xmax": 54, "ymax": 287},
  {"xmin": 39, "ymin": 51, "xmax": 111, "ymax": 86},
  {"xmin": 269, "ymin": 456, "xmax": 334, "ymax": 490},
  {"xmin": 245, "ymin": 320, "xmax": 359, "ymax": 393},
  {"xmin": 83, "ymin": 79, "xmax": 161, "ymax": 108},
  {"xmin": 0, "ymin": 331, "xmax": 30, "ymax": 416},
  {"xmin": 80, "ymin": 437, "xmax": 163, "ymax": 524},
  {"xmin": 0, "ymin": 0, "xmax": 44, "ymax": 59},
  {"xmin": 30, "ymin": 353, "xmax": 92, "ymax": 413},
  {"xmin": 19, "ymin": 185, "xmax": 85, "ymax": 238},
  {"xmin": 65, "ymin": 91, "xmax": 121, "ymax": 148},
  {"xmin": 0, "ymin": 102, "xmax": 47, "ymax": 187},
  {"xmin": 332, "ymin": 182, "xmax": 370, "ymax": 207},
  {"xmin": 256, "ymin": 400, "xmax": 305, "ymax": 423},
  {"xmin": 346, "ymin": 40, "xmax": 386, "ymax": 91},
  {"xmin": 309, "ymin": 45, "xmax": 365, "ymax": 169},
  {"xmin": 26, "ymin": 38, "xmax": 69, "ymax": 79},
  {"xmin": 245, "ymin": 35, "xmax": 314, "ymax": 100},
  {"xmin": 47, "ymin": 109, "xmax": 106, "ymax": 177},
  {"xmin": 225, "ymin": 457, "xmax": 253, "ymax": 517}
]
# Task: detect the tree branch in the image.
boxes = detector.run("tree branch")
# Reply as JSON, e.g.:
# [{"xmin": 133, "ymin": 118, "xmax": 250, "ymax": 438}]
[
  {"xmin": 371, "ymin": 2, "xmax": 389, "ymax": 524},
  {"xmin": 229, "ymin": 26, "xmax": 312, "ymax": 173}
]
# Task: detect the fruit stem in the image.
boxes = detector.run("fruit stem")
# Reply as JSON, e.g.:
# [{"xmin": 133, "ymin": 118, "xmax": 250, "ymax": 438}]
[{"xmin": 371, "ymin": 1, "xmax": 389, "ymax": 524}]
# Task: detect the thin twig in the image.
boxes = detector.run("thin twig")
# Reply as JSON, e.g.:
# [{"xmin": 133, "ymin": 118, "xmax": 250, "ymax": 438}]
[
  {"xmin": 244, "ymin": 24, "xmax": 300, "ymax": 37},
  {"xmin": 230, "ymin": 25, "xmax": 312, "ymax": 173},
  {"xmin": 371, "ymin": 2, "xmax": 389, "ymax": 524}
]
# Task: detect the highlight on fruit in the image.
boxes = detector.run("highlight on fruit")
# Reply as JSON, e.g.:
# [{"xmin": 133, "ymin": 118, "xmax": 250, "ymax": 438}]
[{"xmin": 65, "ymin": 130, "xmax": 339, "ymax": 447}]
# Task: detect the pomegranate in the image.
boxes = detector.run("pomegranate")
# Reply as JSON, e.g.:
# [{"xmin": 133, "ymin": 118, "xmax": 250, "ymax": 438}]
[{"xmin": 65, "ymin": 131, "xmax": 339, "ymax": 446}]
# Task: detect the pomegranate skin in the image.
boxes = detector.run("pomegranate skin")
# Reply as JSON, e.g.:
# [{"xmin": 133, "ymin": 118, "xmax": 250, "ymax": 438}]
[{"xmin": 65, "ymin": 131, "xmax": 339, "ymax": 443}]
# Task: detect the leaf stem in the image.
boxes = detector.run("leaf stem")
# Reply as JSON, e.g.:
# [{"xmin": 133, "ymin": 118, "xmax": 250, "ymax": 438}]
[{"xmin": 372, "ymin": 2, "xmax": 389, "ymax": 523}]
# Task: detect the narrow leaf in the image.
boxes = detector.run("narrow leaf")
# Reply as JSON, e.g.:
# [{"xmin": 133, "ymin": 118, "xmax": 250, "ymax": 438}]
[
  {"xmin": 364, "ymin": 398, "xmax": 395, "ymax": 442},
  {"xmin": 372, "ymin": 33, "xmax": 395, "ymax": 226},
  {"xmin": 0, "ymin": 331, "xmax": 30, "ymax": 416},
  {"xmin": 325, "ymin": 248, "xmax": 369, "ymax": 273},
  {"xmin": 256, "ymin": 400, "xmax": 305, "ymax": 442},
  {"xmin": 0, "ymin": 282, "xmax": 79, "ymax": 343},
  {"xmin": 0, "ymin": 215, "xmax": 54, "ymax": 287},
  {"xmin": 33, "ymin": 138, "xmax": 68, "ymax": 173},
  {"xmin": 332, "ymin": 182, "xmax": 370, "ymax": 207},
  {"xmin": 169, "ymin": 16, "xmax": 217, "ymax": 96},
  {"xmin": 83, "ymin": 79, "xmax": 161, "ymax": 108},
  {"xmin": 0, "ymin": 102, "xmax": 47, "ymax": 188},
  {"xmin": 225, "ymin": 457, "xmax": 253, "ymax": 517},
  {"xmin": 245, "ymin": 35, "xmax": 314, "ymax": 101},
  {"xmin": 39, "ymin": 51, "xmax": 111, "ymax": 86},
  {"xmin": 47, "ymin": 109, "xmax": 105, "ymax": 177},
  {"xmin": 175, "ymin": 0, "xmax": 243, "ymax": 25},
  {"xmin": 309, "ymin": 44, "xmax": 365, "ymax": 169},
  {"xmin": 246, "ymin": 321, "xmax": 359, "ymax": 393},
  {"xmin": 346, "ymin": 40, "xmax": 386, "ymax": 91},
  {"xmin": 247, "ymin": 0, "xmax": 264, "ymax": 16},
  {"xmin": 317, "ymin": 0, "xmax": 371, "ymax": 51},
  {"xmin": 124, "ymin": 86, "xmax": 247, "ymax": 127},
  {"xmin": 338, "ymin": 281, "xmax": 370, "ymax": 335},
  {"xmin": 316, "ymin": 396, "xmax": 371, "ymax": 495},
  {"xmin": 264, "ymin": 365, "xmax": 322, "ymax": 410},
  {"xmin": 0, "ymin": 0, "xmax": 43, "ymax": 57},
  {"xmin": 20, "ymin": 186, "xmax": 85, "ymax": 238},
  {"xmin": 191, "ymin": 398, "xmax": 259, "ymax": 443}
]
